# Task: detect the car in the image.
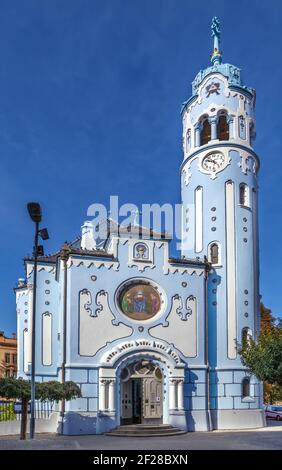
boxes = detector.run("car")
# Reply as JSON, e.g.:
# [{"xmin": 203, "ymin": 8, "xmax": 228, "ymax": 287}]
[{"xmin": 264, "ymin": 404, "xmax": 282, "ymax": 421}]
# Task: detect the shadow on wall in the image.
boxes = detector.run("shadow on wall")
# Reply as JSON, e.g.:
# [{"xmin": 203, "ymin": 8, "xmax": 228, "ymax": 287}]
[
  {"xmin": 58, "ymin": 412, "xmax": 96, "ymax": 435},
  {"xmin": 59, "ymin": 411, "xmax": 117, "ymax": 435},
  {"xmin": 185, "ymin": 368, "xmax": 197, "ymax": 431}
]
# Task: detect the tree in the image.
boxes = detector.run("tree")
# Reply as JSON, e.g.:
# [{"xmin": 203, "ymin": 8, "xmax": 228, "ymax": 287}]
[
  {"xmin": 258, "ymin": 303, "xmax": 282, "ymax": 403},
  {"xmin": 239, "ymin": 326, "xmax": 282, "ymax": 393},
  {"xmin": 260, "ymin": 303, "xmax": 276, "ymax": 333},
  {"xmin": 0, "ymin": 378, "xmax": 81, "ymax": 440}
]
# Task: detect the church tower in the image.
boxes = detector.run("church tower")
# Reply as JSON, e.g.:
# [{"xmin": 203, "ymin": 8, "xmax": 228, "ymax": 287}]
[{"xmin": 181, "ymin": 18, "xmax": 263, "ymax": 426}]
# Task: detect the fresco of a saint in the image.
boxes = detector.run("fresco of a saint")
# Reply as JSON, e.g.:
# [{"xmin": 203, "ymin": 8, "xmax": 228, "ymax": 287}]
[{"xmin": 119, "ymin": 283, "xmax": 161, "ymax": 320}]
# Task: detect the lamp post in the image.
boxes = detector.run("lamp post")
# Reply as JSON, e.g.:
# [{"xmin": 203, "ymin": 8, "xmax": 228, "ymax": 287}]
[{"xmin": 27, "ymin": 202, "xmax": 49, "ymax": 439}]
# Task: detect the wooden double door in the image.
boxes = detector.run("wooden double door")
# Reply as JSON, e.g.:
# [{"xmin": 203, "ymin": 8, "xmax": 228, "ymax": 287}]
[{"xmin": 121, "ymin": 376, "xmax": 163, "ymax": 425}]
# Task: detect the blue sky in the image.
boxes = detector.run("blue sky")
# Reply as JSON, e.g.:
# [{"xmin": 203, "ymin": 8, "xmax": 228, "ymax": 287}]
[{"xmin": 0, "ymin": 0, "xmax": 281, "ymax": 335}]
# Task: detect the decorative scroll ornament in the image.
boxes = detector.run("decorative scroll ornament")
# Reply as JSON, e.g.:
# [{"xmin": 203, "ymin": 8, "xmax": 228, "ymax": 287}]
[
  {"xmin": 182, "ymin": 168, "xmax": 192, "ymax": 187},
  {"xmin": 80, "ymin": 289, "xmax": 94, "ymax": 317},
  {"xmin": 172, "ymin": 294, "xmax": 193, "ymax": 321},
  {"xmin": 95, "ymin": 290, "xmax": 108, "ymax": 317},
  {"xmin": 239, "ymin": 155, "xmax": 255, "ymax": 175}
]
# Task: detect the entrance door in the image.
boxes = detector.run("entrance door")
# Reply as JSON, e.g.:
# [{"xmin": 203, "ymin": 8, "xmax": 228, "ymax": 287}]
[
  {"xmin": 121, "ymin": 379, "xmax": 132, "ymax": 424},
  {"xmin": 142, "ymin": 378, "xmax": 163, "ymax": 423},
  {"xmin": 132, "ymin": 379, "xmax": 142, "ymax": 424},
  {"xmin": 120, "ymin": 361, "xmax": 163, "ymax": 425}
]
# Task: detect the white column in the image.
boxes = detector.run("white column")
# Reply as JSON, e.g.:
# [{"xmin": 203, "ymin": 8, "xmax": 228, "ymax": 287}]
[
  {"xmin": 209, "ymin": 116, "xmax": 218, "ymax": 140},
  {"xmin": 99, "ymin": 380, "xmax": 107, "ymax": 411},
  {"xmin": 227, "ymin": 115, "xmax": 235, "ymax": 139},
  {"xmin": 194, "ymin": 123, "xmax": 201, "ymax": 147},
  {"xmin": 177, "ymin": 380, "xmax": 184, "ymax": 410},
  {"xmin": 169, "ymin": 379, "xmax": 177, "ymax": 410},
  {"xmin": 195, "ymin": 186, "xmax": 203, "ymax": 253},
  {"xmin": 225, "ymin": 181, "xmax": 237, "ymax": 359},
  {"xmin": 109, "ymin": 380, "xmax": 116, "ymax": 411}
]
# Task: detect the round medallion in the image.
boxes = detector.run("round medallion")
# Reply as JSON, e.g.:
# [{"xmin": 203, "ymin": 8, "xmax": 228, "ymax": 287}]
[{"xmin": 118, "ymin": 282, "xmax": 162, "ymax": 321}]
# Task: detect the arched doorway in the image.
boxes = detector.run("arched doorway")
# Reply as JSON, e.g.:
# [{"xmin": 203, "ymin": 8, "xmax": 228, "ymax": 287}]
[{"xmin": 120, "ymin": 360, "xmax": 163, "ymax": 425}]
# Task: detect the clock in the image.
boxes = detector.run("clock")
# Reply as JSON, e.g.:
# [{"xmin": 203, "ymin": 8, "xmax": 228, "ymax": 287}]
[{"xmin": 201, "ymin": 152, "xmax": 226, "ymax": 173}]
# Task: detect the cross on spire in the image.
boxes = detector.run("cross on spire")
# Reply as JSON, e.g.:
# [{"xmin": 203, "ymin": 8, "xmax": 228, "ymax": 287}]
[{"xmin": 211, "ymin": 17, "xmax": 222, "ymax": 65}]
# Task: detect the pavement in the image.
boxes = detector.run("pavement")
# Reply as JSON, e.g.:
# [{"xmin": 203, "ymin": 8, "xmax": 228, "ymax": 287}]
[{"xmin": 0, "ymin": 421, "xmax": 281, "ymax": 450}]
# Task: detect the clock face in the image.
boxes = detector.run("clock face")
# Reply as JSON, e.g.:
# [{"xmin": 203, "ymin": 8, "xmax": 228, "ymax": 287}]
[{"xmin": 201, "ymin": 152, "xmax": 226, "ymax": 173}]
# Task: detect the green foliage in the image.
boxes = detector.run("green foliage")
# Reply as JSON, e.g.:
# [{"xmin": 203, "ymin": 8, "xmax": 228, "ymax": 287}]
[
  {"xmin": 37, "ymin": 380, "xmax": 81, "ymax": 402},
  {"xmin": 0, "ymin": 378, "xmax": 81, "ymax": 402},
  {"xmin": 62, "ymin": 381, "xmax": 82, "ymax": 401},
  {"xmin": 0, "ymin": 402, "xmax": 16, "ymax": 421},
  {"xmin": 0, "ymin": 378, "xmax": 31, "ymax": 400},
  {"xmin": 239, "ymin": 327, "xmax": 282, "ymax": 386}
]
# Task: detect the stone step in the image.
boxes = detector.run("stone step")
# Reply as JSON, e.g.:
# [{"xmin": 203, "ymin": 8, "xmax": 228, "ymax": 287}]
[
  {"xmin": 106, "ymin": 425, "xmax": 187, "ymax": 437},
  {"xmin": 118, "ymin": 424, "xmax": 173, "ymax": 431}
]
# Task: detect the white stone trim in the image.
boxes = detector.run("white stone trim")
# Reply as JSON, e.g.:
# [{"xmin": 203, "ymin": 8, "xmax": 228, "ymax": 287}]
[{"xmin": 225, "ymin": 181, "xmax": 237, "ymax": 359}]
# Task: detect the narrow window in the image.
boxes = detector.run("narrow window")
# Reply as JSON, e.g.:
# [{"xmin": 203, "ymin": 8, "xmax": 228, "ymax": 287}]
[
  {"xmin": 217, "ymin": 115, "xmax": 229, "ymax": 140},
  {"xmin": 210, "ymin": 243, "xmax": 219, "ymax": 265},
  {"xmin": 242, "ymin": 327, "xmax": 252, "ymax": 346},
  {"xmin": 242, "ymin": 377, "xmax": 250, "ymax": 398},
  {"xmin": 249, "ymin": 121, "xmax": 256, "ymax": 146},
  {"xmin": 239, "ymin": 183, "xmax": 250, "ymax": 207},
  {"xmin": 5, "ymin": 353, "xmax": 10, "ymax": 364},
  {"xmin": 200, "ymin": 119, "xmax": 211, "ymax": 145}
]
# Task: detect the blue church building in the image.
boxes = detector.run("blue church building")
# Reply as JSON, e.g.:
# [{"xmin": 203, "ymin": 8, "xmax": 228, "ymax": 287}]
[{"xmin": 15, "ymin": 19, "xmax": 265, "ymax": 434}]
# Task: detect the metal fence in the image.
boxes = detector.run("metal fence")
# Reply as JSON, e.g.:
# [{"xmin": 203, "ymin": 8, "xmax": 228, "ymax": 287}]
[{"xmin": 0, "ymin": 400, "xmax": 54, "ymax": 421}]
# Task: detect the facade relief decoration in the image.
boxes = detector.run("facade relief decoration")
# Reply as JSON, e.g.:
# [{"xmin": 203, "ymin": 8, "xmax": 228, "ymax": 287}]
[
  {"xmin": 238, "ymin": 153, "xmax": 257, "ymax": 175},
  {"xmin": 149, "ymin": 295, "xmax": 197, "ymax": 358},
  {"xmin": 205, "ymin": 81, "xmax": 220, "ymax": 97},
  {"xmin": 79, "ymin": 288, "xmax": 132, "ymax": 357},
  {"xmin": 172, "ymin": 294, "xmax": 194, "ymax": 321},
  {"xmin": 102, "ymin": 338, "xmax": 184, "ymax": 367},
  {"xmin": 79, "ymin": 289, "xmax": 93, "ymax": 317},
  {"xmin": 95, "ymin": 290, "xmax": 107, "ymax": 317},
  {"xmin": 238, "ymin": 115, "xmax": 246, "ymax": 140},
  {"xmin": 128, "ymin": 240, "xmax": 154, "ymax": 271},
  {"xmin": 182, "ymin": 168, "xmax": 192, "ymax": 187},
  {"xmin": 133, "ymin": 242, "xmax": 149, "ymax": 260}
]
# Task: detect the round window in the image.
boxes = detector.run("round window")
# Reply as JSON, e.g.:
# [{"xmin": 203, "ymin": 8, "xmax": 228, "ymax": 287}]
[{"xmin": 119, "ymin": 282, "xmax": 161, "ymax": 321}]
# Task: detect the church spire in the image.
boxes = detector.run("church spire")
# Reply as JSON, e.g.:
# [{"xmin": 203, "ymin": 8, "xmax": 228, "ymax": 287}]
[{"xmin": 210, "ymin": 16, "xmax": 222, "ymax": 65}]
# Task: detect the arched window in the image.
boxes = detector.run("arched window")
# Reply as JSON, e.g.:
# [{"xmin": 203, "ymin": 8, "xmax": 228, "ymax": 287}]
[
  {"xmin": 210, "ymin": 243, "xmax": 219, "ymax": 265},
  {"xmin": 200, "ymin": 119, "xmax": 211, "ymax": 146},
  {"xmin": 239, "ymin": 183, "xmax": 250, "ymax": 207},
  {"xmin": 242, "ymin": 377, "xmax": 250, "ymax": 398},
  {"xmin": 217, "ymin": 114, "xmax": 229, "ymax": 141}
]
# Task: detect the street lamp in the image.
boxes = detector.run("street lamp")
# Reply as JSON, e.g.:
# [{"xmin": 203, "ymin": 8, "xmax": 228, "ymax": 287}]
[{"xmin": 27, "ymin": 202, "xmax": 49, "ymax": 439}]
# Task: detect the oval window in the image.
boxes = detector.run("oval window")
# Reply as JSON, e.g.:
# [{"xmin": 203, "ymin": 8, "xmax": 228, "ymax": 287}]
[{"xmin": 119, "ymin": 283, "xmax": 161, "ymax": 321}]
